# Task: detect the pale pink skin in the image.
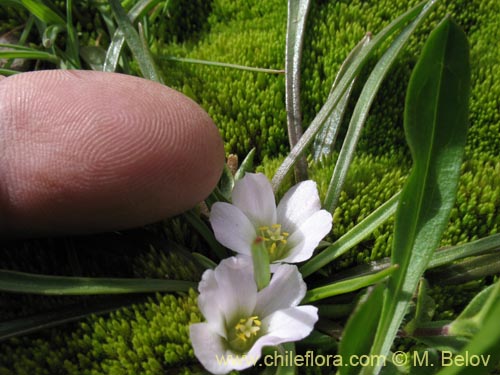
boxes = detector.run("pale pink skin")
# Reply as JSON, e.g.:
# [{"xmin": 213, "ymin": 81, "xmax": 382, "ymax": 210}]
[{"xmin": 0, "ymin": 70, "xmax": 225, "ymax": 236}]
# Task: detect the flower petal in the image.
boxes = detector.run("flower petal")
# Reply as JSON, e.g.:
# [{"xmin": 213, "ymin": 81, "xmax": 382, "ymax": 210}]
[
  {"xmin": 210, "ymin": 202, "xmax": 256, "ymax": 256},
  {"xmin": 282, "ymin": 209, "xmax": 332, "ymax": 263},
  {"xmin": 232, "ymin": 173, "xmax": 277, "ymax": 228},
  {"xmin": 255, "ymin": 264, "xmax": 306, "ymax": 317},
  {"xmin": 277, "ymin": 180, "xmax": 322, "ymax": 232},
  {"xmin": 190, "ymin": 323, "xmax": 249, "ymax": 374},
  {"xmin": 212, "ymin": 256, "xmax": 257, "ymax": 324},
  {"xmin": 246, "ymin": 306, "xmax": 318, "ymax": 359},
  {"xmin": 197, "ymin": 268, "xmax": 226, "ymax": 337}
]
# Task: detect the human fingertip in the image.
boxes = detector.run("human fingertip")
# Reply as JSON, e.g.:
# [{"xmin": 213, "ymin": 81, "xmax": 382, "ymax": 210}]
[{"xmin": 0, "ymin": 70, "xmax": 225, "ymax": 236}]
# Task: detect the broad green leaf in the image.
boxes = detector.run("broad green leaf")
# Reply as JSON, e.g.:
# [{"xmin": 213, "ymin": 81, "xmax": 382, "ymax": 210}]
[
  {"xmin": 285, "ymin": 0, "xmax": 311, "ymax": 181},
  {"xmin": 271, "ymin": 0, "xmax": 438, "ymax": 193},
  {"xmin": 302, "ymin": 265, "xmax": 397, "ymax": 304},
  {"xmin": 0, "ymin": 269, "xmax": 196, "ymax": 295},
  {"xmin": 337, "ymin": 284, "xmax": 384, "ymax": 375},
  {"xmin": 20, "ymin": 0, "xmax": 65, "ymax": 26},
  {"xmin": 366, "ymin": 17, "xmax": 471, "ymax": 374},
  {"xmin": 109, "ymin": 0, "xmax": 163, "ymax": 83},
  {"xmin": 300, "ymin": 192, "xmax": 399, "ymax": 278}
]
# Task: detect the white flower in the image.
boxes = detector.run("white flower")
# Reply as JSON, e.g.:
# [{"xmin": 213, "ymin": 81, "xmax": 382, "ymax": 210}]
[
  {"xmin": 189, "ymin": 256, "xmax": 318, "ymax": 374},
  {"xmin": 210, "ymin": 173, "xmax": 332, "ymax": 263}
]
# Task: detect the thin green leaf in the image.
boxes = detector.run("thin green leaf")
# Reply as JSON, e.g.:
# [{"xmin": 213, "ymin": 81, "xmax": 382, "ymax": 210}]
[
  {"xmin": 275, "ymin": 342, "xmax": 296, "ymax": 375},
  {"xmin": 367, "ymin": 17, "xmax": 471, "ymax": 373},
  {"xmin": 0, "ymin": 50, "xmax": 59, "ymax": 63},
  {"xmin": 428, "ymin": 252, "xmax": 500, "ymax": 285},
  {"xmin": 313, "ymin": 34, "xmax": 371, "ymax": 161},
  {"xmin": 302, "ymin": 264, "xmax": 397, "ymax": 304},
  {"xmin": 20, "ymin": 0, "xmax": 65, "ymax": 25},
  {"xmin": 0, "ymin": 296, "xmax": 145, "ymax": 342},
  {"xmin": 182, "ymin": 209, "xmax": 228, "ymax": 260},
  {"xmin": 323, "ymin": 4, "xmax": 433, "ymax": 213},
  {"xmin": 163, "ymin": 56, "xmax": 285, "ymax": 74},
  {"xmin": 429, "ymin": 233, "xmax": 500, "ymax": 268},
  {"xmin": 338, "ymin": 284, "xmax": 385, "ymax": 375},
  {"xmin": 235, "ymin": 148, "xmax": 256, "ymax": 181},
  {"xmin": 300, "ymin": 191, "xmax": 399, "ymax": 278},
  {"xmin": 109, "ymin": 0, "xmax": 163, "ymax": 83},
  {"xmin": 0, "ymin": 68, "xmax": 19, "ymax": 76},
  {"xmin": 103, "ymin": 0, "xmax": 163, "ymax": 72},
  {"xmin": 271, "ymin": 0, "xmax": 438, "ymax": 193},
  {"xmin": 0, "ymin": 269, "xmax": 196, "ymax": 295},
  {"xmin": 191, "ymin": 252, "xmax": 217, "ymax": 270},
  {"xmin": 64, "ymin": 0, "xmax": 80, "ymax": 69},
  {"xmin": 285, "ymin": 0, "xmax": 311, "ymax": 182}
]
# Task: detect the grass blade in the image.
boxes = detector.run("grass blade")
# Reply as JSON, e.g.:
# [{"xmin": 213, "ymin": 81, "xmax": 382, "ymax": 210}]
[
  {"xmin": 0, "ymin": 269, "xmax": 196, "ymax": 295},
  {"xmin": 366, "ymin": 17, "xmax": 471, "ymax": 373},
  {"xmin": 109, "ymin": 0, "xmax": 163, "ymax": 83},
  {"xmin": 271, "ymin": 0, "xmax": 438, "ymax": 193},
  {"xmin": 20, "ymin": 0, "xmax": 65, "ymax": 26},
  {"xmin": 285, "ymin": 0, "xmax": 311, "ymax": 182},
  {"xmin": 103, "ymin": 0, "xmax": 162, "ymax": 73},
  {"xmin": 302, "ymin": 265, "xmax": 397, "ymax": 304},
  {"xmin": 300, "ymin": 191, "xmax": 399, "ymax": 278}
]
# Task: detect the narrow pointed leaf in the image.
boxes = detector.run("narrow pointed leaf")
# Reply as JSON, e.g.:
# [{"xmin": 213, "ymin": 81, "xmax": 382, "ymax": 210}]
[
  {"xmin": 285, "ymin": 0, "xmax": 311, "ymax": 181},
  {"xmin": 300, "ymin": 191, "xmax": 399, "ymax": 278},
  {"xmin": 338, "ymin": 284, "xmax": 384, "ymax": 375},
  {"xmin": 0, "ymin": 269, "xmax": 196, "ymax": 295},
  {"xmin": 271, "ymin": 0, "xmax": 438, "ymax": 193},
  {"xmin": 109, "ymin": 0, "xmax": 163, "ymax": 83},
  {"xmin": 302, "ymin": 264, "xmax": 397, "ymax": 304},
  {"xmin": 312, "ymin": 34, "xmax": 371, "ymax": 161},
  {"xmin": 367, "ymin": 17, "xmax": 471, "ymax": 373}
]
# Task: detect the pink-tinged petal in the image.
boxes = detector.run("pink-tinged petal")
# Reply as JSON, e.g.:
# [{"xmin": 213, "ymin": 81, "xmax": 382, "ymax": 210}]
[
  {"xmin": 190, "ymin": 323, "xmax": 241, "ymax": 374},
  {"xmin": 255, "ymin": 264, "xmax": 306, "ymax": 317},
  {"xmin": 246, "ymin": 306, "xmax": 318, "ymax": 358},
  {"xmin": 197, "ymin": 268, "xmax": 226, "ymax": 337},
  {"xmin": 212, "ymin": 257, "xmax": 257, "ymax": 323},
  {"xmin": 282, "ymin": 210, "xmax": 332, "ymax": 263},
  {"xmin": 210, "ymin": 202, "xmax": 256, "ymax": 256},
  {"xmin": 277, "ymin": 180, "xmax": 321, "ymax": 232},
  {"xmin": 232, "ymin": 173, "xmax": 277, "ymax": 228}
]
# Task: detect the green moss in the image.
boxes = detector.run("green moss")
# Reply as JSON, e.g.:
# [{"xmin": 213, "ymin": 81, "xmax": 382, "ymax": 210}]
[{"xmin": 0, "ymin": 291, "xmax": 202, "ymax": 375}]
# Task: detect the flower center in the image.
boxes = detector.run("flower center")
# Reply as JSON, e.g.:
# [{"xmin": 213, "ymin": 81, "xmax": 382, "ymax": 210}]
[
  {"xmin": 228, "ymin": 316, "xmax": 262, "ymax": 353},
  {"xmin": 258, "ymin": 224, "xmax": 289, "ymax": 261}
]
